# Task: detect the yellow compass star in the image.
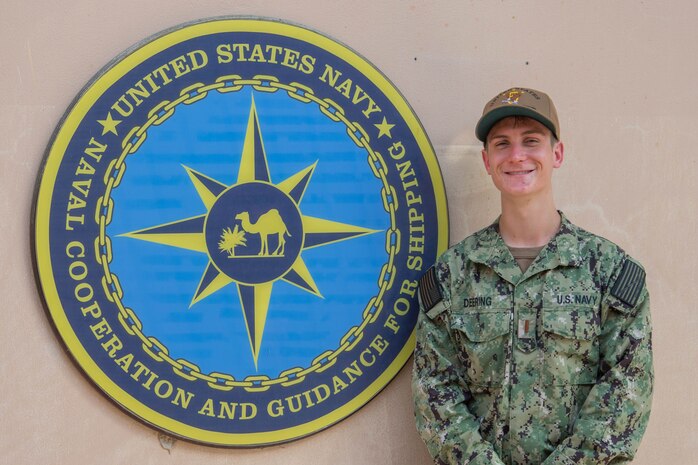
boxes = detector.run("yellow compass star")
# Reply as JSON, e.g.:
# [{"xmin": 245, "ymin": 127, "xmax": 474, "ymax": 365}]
[
  {"xmin": 374, "ymin": 116, "xmax": 395, "ymax": 139},
  {"xmin": 122, "ymin": 96, "xmax": 379, "ymax": 369},
  {"xmin": 97, "ymin": 112, "xmax": 122, "ymax": 136}
]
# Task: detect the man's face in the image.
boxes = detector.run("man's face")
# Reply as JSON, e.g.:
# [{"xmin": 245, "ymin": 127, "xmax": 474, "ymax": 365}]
[{"xmin": 481, "ymin": 116, "xmax": 564, "ymax": 200}]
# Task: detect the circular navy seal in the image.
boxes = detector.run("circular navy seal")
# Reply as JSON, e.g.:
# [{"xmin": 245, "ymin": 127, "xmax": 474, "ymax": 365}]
[{"xmin": 32, "ymin": 17, "xmax": 448, "ymax": 446}]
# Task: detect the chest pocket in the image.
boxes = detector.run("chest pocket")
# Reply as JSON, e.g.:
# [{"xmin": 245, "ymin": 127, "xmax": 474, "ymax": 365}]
[
  {"xmin": 542, "ymin": 297, "xmax": 601, "ymax": 385},
  {"xmin": 450, "ymin": 308, "xmax": 510, "ymax": 387}
]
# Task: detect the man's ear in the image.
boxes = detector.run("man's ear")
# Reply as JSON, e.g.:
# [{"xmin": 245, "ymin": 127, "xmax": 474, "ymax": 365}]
[
  {"xmin": 481, "ymin": 148, "xmax": 492, "ymax": 174},
  {"xmin": 553, "ymin": 141, "xmax": 564, "ymax": 168}
]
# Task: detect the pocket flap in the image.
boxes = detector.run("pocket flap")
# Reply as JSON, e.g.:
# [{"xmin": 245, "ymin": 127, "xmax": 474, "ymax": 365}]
[
  {"xmin": 542, "ymin": 307, "xmax": 599, "ymax": 340},
  {"xmin": 452, "ymin": 310, "xmax": 510, "ymax": 342}
]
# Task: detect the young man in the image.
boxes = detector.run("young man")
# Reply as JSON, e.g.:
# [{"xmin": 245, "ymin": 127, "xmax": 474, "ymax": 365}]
[{"xmin": 412, "ymin": 88, "xmax": 653, "ymax": 465}]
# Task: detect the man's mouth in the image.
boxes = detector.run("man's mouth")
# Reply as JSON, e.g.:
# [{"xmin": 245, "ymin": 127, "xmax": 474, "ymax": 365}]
[{"xmin": 506, "ymin": 169, "xmax": 534, "ymax": 175}]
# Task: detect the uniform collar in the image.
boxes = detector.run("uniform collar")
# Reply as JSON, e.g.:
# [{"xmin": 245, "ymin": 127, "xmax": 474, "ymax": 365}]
[{"xmin": 467, "ymin": 212, "xmax": 583, "ymax": 285}]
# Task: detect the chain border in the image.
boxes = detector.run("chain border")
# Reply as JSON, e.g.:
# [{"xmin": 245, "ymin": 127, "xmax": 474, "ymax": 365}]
[{"xmin": 95, "ymin": 75, "xmax": 400, "ymax": 391}]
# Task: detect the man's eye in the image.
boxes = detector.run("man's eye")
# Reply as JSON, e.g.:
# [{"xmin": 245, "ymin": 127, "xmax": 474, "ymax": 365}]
[{"xmin": 525, "ymin": 139, "xmax": 539, "ymax": 145}]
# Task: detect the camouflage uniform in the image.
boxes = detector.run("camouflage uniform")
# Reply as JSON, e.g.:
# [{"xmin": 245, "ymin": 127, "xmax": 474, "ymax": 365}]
[{"xmin": 412, "ymin": 214, "xmax": 653, "ymax": 465}]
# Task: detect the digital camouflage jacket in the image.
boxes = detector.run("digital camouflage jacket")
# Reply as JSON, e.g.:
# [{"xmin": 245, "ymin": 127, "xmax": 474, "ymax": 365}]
[{"xmin": 412, "ymin": 214, "xmax": 653, "ymax": 465}]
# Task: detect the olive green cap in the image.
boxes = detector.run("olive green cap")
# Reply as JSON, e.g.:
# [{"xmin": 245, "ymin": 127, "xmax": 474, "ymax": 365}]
[{"xmin": 475, "ymin": 87, "xmax": 560, "ymax": 142}]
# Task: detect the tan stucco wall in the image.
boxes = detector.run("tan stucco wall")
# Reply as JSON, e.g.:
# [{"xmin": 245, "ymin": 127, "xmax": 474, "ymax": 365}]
[{"xmin": 2, "ymin": 1, "xmax": 695, "ymax": 463}]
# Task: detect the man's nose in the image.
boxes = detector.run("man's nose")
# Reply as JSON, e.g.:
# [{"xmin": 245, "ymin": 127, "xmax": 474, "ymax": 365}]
[{"xmin": 509, "ymin": 142, "xmax": 526, "ymax": 161}]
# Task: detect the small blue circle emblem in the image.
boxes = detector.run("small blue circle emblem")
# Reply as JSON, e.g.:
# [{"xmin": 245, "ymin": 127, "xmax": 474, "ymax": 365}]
[{"xmin": 205, "ymin": 182, "xmax": 304, "ymax": 284}]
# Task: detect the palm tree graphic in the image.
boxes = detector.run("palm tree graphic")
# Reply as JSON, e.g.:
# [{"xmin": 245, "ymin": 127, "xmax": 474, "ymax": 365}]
[{"xmin": 218, "ymin": 225, "xmax": 247, "ymax": 257}]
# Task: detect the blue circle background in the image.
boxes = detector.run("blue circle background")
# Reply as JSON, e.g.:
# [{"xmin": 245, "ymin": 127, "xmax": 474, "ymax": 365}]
[{"xmin": 108, "ymin": 90, "xmax": 388, "ymax": 378}]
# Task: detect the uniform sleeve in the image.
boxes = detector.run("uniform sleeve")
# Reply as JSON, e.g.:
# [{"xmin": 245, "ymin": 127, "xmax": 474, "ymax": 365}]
[
  {"xmin": 542, "ymin": 257, "xmax": 654, "ymax": 465},
  {"xmin": 412, "ymin": 266, "xmax": 506, "ymax": 465}
]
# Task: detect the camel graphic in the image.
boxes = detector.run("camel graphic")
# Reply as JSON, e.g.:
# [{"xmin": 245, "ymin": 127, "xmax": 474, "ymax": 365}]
[{"xmin": 235, "ymin": 209, "xmax": 291, "ymax": 257}]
